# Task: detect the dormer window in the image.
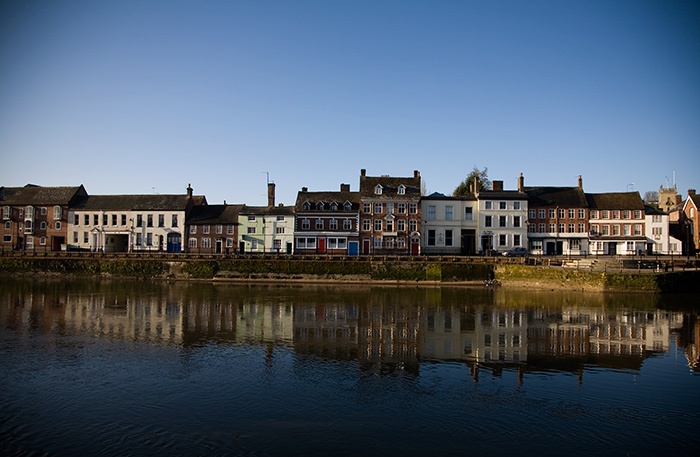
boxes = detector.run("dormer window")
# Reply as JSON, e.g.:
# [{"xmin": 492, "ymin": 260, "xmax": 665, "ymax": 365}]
[
  {"xmin": 302, "ymin": 202, "xmax": 311, "ymax": 211},
  {"xmin": 2, "ymin": 206, "xmax": 9, "ymax": 220},
  {"xmin": 374, "ymin": 185, "xmax": 383, "ymax": 195},
  {"xmin": 316, "ymin": 202, "xmax": 325, "ymax": 210},
  {"xmin": 330, "ymin": 202, "xmax": 338, "ymax": 211},
  {"xmin": 398, "ymin": 185, "xmax": 406, "ymax": 195},
  {"xmin": 344, "ymin": 201, "xmax": 352, "ymax": 211}
]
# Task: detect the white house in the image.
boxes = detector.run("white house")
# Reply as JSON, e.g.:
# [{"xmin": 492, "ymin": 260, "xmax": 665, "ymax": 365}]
[
  {"xmin": 420, "ymin": 193, "xmax": 478, "ymax": 255},
  {"xmin": 476, "ymin": 180, "xmax": 528, "ymax": 254},
  {"xmin": 644, "ymin": 205, "xmax": 681, "ymax": 255}
]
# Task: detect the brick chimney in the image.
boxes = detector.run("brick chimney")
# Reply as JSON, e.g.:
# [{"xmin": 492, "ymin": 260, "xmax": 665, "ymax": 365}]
[
  {"xmin": 360, "ymin": 169, "xmax": 366, "ymax": 177},
  {"xmin": 340, "ymin": 183, "xmax": 350, "ymax": 192},
  {"xmin": 267, "ymin": 182, "xmax": 276, "ymax": 207},
  {"xmin": 517, "ymin": 173, "xmax": 524, "ymax": 192},
  {"xmin": 414, "ymin": 170, "xmax": 420, "ymax": 178},
  {"xmin": 578, "ymin": 175, "xmax": 583, "ymax": 190},
  {"xmin": 689, "ymin": 189, "xmax": 697, "ymax": 197},
  {"xmin": 492, "ymin": 180, "xmax": 503, "ymax": 191},
  {"xmin": 186, "ymin": 183, "xmax": 193, "ymax": 198},
  {"xmin": 301, "ymin": 186, "xmax": 308, "ymax": 192}
]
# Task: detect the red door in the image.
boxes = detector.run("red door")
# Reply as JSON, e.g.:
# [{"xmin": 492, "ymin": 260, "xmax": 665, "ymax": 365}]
[
  {"xmin": 318, "ymin": 238, "xmax": 326, "ymax": 254},
  {"xmin": 410, "ymin": 241, "xmax": 420, "ymax": 255},
  {"xmin": 362, "ymin": 239, "xmax": 371, "ymax": 255}
]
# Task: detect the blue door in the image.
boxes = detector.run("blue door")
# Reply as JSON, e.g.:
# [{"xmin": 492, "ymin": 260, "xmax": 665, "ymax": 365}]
[
  {"xmin": 348, "ymin": 241, "xmax": 359, "ymax": 256},
  {"xmin": 166, "ymin": 233, "xmax": 182, "ymax": 253}
]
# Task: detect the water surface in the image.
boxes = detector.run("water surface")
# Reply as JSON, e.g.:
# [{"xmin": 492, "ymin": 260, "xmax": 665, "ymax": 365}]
[{"xmin": 1, "ymin": 278, "xmax": 698, "ymax": 456}]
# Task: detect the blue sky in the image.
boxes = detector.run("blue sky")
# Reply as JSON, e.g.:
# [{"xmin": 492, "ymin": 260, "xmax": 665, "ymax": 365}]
[{"xmin": 1, "ymin": 0, "xmax": 698, "ymax": 206}]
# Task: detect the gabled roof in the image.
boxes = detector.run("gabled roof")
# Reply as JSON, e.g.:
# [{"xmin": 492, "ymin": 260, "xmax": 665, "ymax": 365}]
[
  {"xmin": 187, "ymin": 204, "xmax": 244, "ymax": 224},
  {"xmin": 239, "ymin": 205, "xmax": 295, "ymax": 216},
  {"xmin": 420, "ymin": 192, "xmax": 476, "ymax": 202},
  {"xmin": 0, "ymin": 184, "xmax": 87, "ymax": 205},
  {"xmin": 585, "ymin": 192, "xmax": 644, "ymax": 210},
  {"xmin": 476, "ymin": 190, "xmax": 527, "ymax": 201},
  {"xmin": 359, "ymin": 173, "xmax": 421, "ymax": 198},
  {"xmin": 75, "ymin": 194, "xmax": 195, "ymax": 211},
  {"xmin": 682, "ymin": 193, "xmax": 700, "ymax": 211},
  {"xmin": 295, "ymin": 190, "xmax": 361, "ymax": 211},
  {"xmin": 524, "ymin": 186, "xmax": 587, "ymax": 207}
]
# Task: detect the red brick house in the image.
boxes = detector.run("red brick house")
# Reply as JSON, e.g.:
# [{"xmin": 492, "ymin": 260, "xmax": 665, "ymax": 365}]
[
  {"xmin": 186, "ymin": 203, "xmax": 244, "ymax": 254},
  {"xmin": 1, "ymin": 184, "xmax": 88, "ymax": 252},
  {"xmin": 359, "ymin": 169, "xmax": 422, "ymax": 255},
  {"xmin": 680, "ymin": 189, "xmax": 699, "ymax": 256}
]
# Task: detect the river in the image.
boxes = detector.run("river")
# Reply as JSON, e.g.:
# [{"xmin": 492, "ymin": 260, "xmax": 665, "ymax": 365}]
[{"xmin": 1, "ymin": 278, "xmax": 698, "ymax": 456}]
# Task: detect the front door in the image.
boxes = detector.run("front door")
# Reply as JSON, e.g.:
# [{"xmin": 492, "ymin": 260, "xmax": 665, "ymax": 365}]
[
  {"xmin": 318, "ymin": 238, "xmax": 326, "ymax": 253},
  {"xmin": 607, "ymin": 242, "xmax": 617, "ymax": 255},
  {"xmin": 215, "ymin": 239, "xmax": 222, "ymax": 254},
  {"xmin": 362, "ymin": 239, "xmax": 370, "ymax": 255}
]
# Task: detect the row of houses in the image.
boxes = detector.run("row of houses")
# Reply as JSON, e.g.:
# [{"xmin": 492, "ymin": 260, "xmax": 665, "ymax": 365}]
[{"xmin": 1, "ymin": 169, "xmax": 697, "ymax": 256}]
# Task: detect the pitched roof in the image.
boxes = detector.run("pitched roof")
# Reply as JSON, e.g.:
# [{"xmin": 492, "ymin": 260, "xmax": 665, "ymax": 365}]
[
  {"xmin": 295, "ymin": 190, "xmax": 361, "ymax": 211},
  {"xmin": 359, "ymin": 173, "xmax": 421, "ymax": 198},
  {"xmin": 239, "ymin": 205, "xmax": 295, "ymax": 216},
  {"xmin": 420, "ymin": 192, "xmax": 476, "ymax": 202},
  {"xmin": 524, "ymin": 186, "xmax": 587, "ymax": 207},
  {"xmin": 187, "ymin": 204, "xmax": 244, "ymax": 224},
  {"xmin": 476, "ymin": 190, "xmax": 527, "ymax": 201},
  {"xmin": 0, "ymin": 184, "xmax": 87, "ymax": 205},
  {"xmin": 585, "ymin": 192, "xmax": 644, "ymax": 210},
  {"xmin": 75, "ymin": 194, "xmax": 194, "ymax": 211}
]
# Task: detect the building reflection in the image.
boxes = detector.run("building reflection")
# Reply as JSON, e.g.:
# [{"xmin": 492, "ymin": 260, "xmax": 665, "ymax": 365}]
[{"xmin": 0, "ymin": 282, "xmax": 693, "ymax": 381}]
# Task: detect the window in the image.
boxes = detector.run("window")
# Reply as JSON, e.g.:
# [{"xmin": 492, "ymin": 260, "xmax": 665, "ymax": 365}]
[
  {"xmin": 276, "ymin": 226, "xmax": 285, "ymax": 234},
  {"xmin": 409, "ymin": 203, "xmax": 417, "ymax": 214},
  {"xmin": 136, "ymin": 215, "xmax": 143, "ymax": 227},
  {"xmin": 568, "ymin": 209, "xmax": 575, "ymax": 219},
  {"xmin": 513, "ymin": 216, "xmax": 521, "ymax": 228},
  {"xmin": 513, "ymin": 234, "xmax": 521, "ymax": 246},
  {"xmin": 374, "ymin": 237, "xmax": 382, "ymax": 248},
  {"xmin": 362, "ymin": 219, "xmax": 370, "ymax": 231},
  {"xmin": 72, "ymin": 232, "xmax": 77, "ymax": 243},
  {"xmin": 445, "ymin": 230, "xmax": 453, "ymax": 246},
  {"xmin": 122, "ymin": 215, "xmax": 127, "ymax": 226},
  {"xmin": 409, "ymin": 220, "xmax": 417, "ymax": 232},
  {"xmin": 398, "ymin": 185, "xmax": 405, "ymax": 195},
  {"xmin": 549, "ymin": 223, "xmax": 555, "ymax": 232},
  {"xmin": 538, "ymin": 209, "xmax": 545, "ymax": 219},
  {"xmin": 83, "ymin": 232, "xmax": 89, "ymax": 243},
  {"xmin": 499, "ymin": 216, "xmax": 507, "ymax": 227},
  {"xmin": 363, "ymin": 203, "xmax": 371, "ymax": 214},
  {"xmin": 2, "ymin": 235, "xmax": 11, "ymax": 242},
  {"xmin": 25, "ymin": 206, "xmax": 34, "ymax": 219},
  {"xmin": 623, "ymin": 225, "xmax": 631, "ymax": 236},
  {"xmin": 570, "ymin": 239, "xmax": 580, "ymax": 250},
  {"xmin": 344, "ymin": 202, "xmax": 352, "ymax": 211},
  {"xmin": 136, "ymin": 233, "xmax": 142, "ymax": 246},
  {"xmin": 302, "ymin": 219, "xmax": 310, "ymax": 230},
  {"xmin": 558, "ymin": 209, "xmax": 565, "ymax": 218},
  {"xmin": 158, "ymin": 215, "xmax": 165, "ymax": 227},
  {"xmin": 55, "ymin": 221, "xmax": 61, "ymax": 230},
  {"xmin": 428, "ymin": 230, "xmax": 436, "ymax": 246},
  {"xmin": 499, "ymin": 201, "xmax": 507, "ymax": 210},
  {"xmin": 317, "ymin": 202, "xmax": 325, "ymax": 210},
  {"xmin": 273, "ymin": 239, "xmax": 282, "ymax": 250},
  {"xmin": 190, "ymin": 226, "xmax": 197, "ymax": 234},
  {"xmin": 227, "ymin": 225, "xmax": 234, "ymax": 235},
  {"xmin": 623, "ymin": 210, "xmax": 631, "ymax": 219},
  {"xmin": 397, "ymin": 203, "xmax": 406, "ymax": 214},
  {"xmin": 549, "ymin": 209, "xmax": 555, "ymax": 218},
  {"xmin": 102, "ymin": 214, "xmax": 108, "ymax": 226},
  {"xmin": 203, "ymin": 225, "xmax": 210, "ymax": 234},
  {"xmin": 612, "ymin": 210, "xmax": 620, "ymax": 219},
  {"xmin": 302, "ymin": 202, "xmax": 311, "ymax": 211},
  {"xmin": 276, "ymin": 215, "xmax": 285, "ymax": 221},
  {"xmin": 226, "ymin": 238, "xmax": 234, "ymax": 248},
  {"xmin": 578, "ymin": 224, "xmax": 585, "ymax": 233},
  {"xmin": 343, "ymin": 219, "xmax": 351, "ymax": 230},
  {"xmin": 146, "ymin": 215, "xmax": 153, "ymax": 227},
  {"xmin": 385, "ymin": 218, "xmax": 394, "ymax": 232},
  {"xmin": 601, "ymin": 210, "xmax": 609, "ymax": 219},
  {"xmin": 329, "ymin": 219, "xmax": 338, "ymax": 230},
  {"xmin": 485, "ymin": 201, "xmax": 492, "ymax": 210},
  {"xmin": 427, "ymin": 205, "xmax": 436, "ymax": 220},
  {"xmin": 316, "ymin": 219, "xmax": 324, "ymax": 230},
  {"xmin": 2, "ymin": 206, "xmax": 10, "ymax": 220},
  {"xmin": 94, "ymin": 214, "xmax": 99, "ymax": 225},
  {"xmin": 397, "ymin": 219, "xmax": 405, "ymax": 232},
  {"xmin": 374, "ymin": 203, "xmax": 383, "ymax": 214},
  {"xmin": 485, "ymin": 216, "xmax": 492, "ymax": 227},
  {"xmin": 578, "ymin": 209, "xmax": 585, "ymax": 219},
  {"xmin": 247, "ymin": 227, "xmax": 256, "ymax": 234},
  {"xmin": 201, "ymin": 238, "xmax": 210, "ymax": 249},
  {"xmin": 374, "ymin": 219, "xmax": 382, "ymax": 231},
  {"xmin": 558, "ymin": 223, "xmax": 564, "ymax": 233},
  {"xmin": 612, "ymin": 225, "xmax": 620, "ymax": 236},
  {"xmin": 53, "ymin": 206, "xmax": 61, "ymax": 220},
  {"xmin": 633, "ymin": 210, "xmax": 642, "ymax": 219},
  {"xmin": 569, "ymin": 224, "xmax": 575, "ymax": 233},
  {"xmin": 591, "ymin": 224, "xmax": 599, "ymax": 235},
  {"xmin": 215, "ymin": 225, "xmax": 222, "ymax": 234},
  {"xmin": 601, "ymin": 225, "xmax": 609, "ymax": 235},
  {"xmin": 386, "ymin": 203, "xmax": 393, "ymax": 214},
  {"xmin": 188, "ymin": 238, "xmax": 197, "ymax": 249},
  {"xmin": 112, "ymin": 214, "xmax": 117, "ymax": 226},
  {"xmin": 4, "ymin": 221, "xmax": 9, "ymax": 230},
  {"xmin": 445, "ymin": 206, "xmax": 454, "ymax": 221},
  {"xmin": 499, "ymin": 234, "xmax": 507, "ymax": 246},
  {"xmin": 514, "ymin": 202, "xmax": 521, "ymax": 210},
  {"xmin": 528, "ymin": 224, "xmax": 536, "ymax": 233},
  {"xmin": 146, "ymin": 233, "xmax": 153, "ymax": 246},
  {"xmin": 248, "ymin": 215, "xmax": 255, "ymax": 222},
  {"xmin": 330, "ymin": 202, "xmax": 338, "ymax": 211},
  {"xmin": 465, "ymin": 207, "xmax": 473, "ymax": 221},
  {"xmin": 529, "ymin": 209, "xmax": 536, "ymax": 219},
  {"xmin": 634, "ymin": 224, "xmax": 642, "ymax": 236},
  {"xmin": 591, "ymin": 210, "xmax": 598, "ymax": 219},
  {"xmin": 374, "ymin": 185, "xmax": 382, "ymax": 195}
]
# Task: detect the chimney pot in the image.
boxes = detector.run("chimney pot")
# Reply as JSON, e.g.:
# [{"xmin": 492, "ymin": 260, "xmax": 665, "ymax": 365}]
[
  {"xmin": 578, "ymin": 175, "xmax": 583, "ymax": 190},
  {"xmin": 340, "ymin": 183, "xmax": 350, "ymax": 192},
  {"xmin": 414, "ymin": 170, "xmax": 420, "ymax": 178},
  {"xmin": 301, "ymin": 187, "xmax": 308, "ymax": 192},
  {"xmin": 493, "ymin": 180, "xmax": 503, "ymax": 192},
  {"xmin": 689, "ymin": 189, "xmax": 697, "ymax": 196},
  {"xmin": 517, "ymin": 173, "xmax": 524, "ymax": 192},
  {"xmin": 360, "ymin": 169, "xmax": 366, "ymax": 177},
  {"xmin": 267, "ymin": 182, "xmax": 276, "ymax": 207}
]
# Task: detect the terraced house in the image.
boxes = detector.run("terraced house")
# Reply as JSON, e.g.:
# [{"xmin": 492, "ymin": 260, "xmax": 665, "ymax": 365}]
[
  {"xmin": 476, "ymin": 178, "xmax": 528, "ymax": 255},
  {"xmin": 186, "ymin": 203, "xmax": 244, "ymax": 254},
  {"xmin": 524, "ymin": 175, "xmax": 589, "ymax": 256},
  {"xmin": 359, "ymin": 169, "xmax": 422, "ymax": 255},
  {"xmin": 68, "ymin": 184, "xmax": 204, "ymax": 253},
  {"xmin": 294, "ymin": 183, "xmax": 361, "ymax": 255},
  {"xmin": 420, "ymin": 192, "xmax": 478, "ymax": 255},
  {"xmin": 586, "ymin": 191, "xmax": 646, "ymax": 256},
  {"xmin": 1, "ymin": 184, "xmax": 88, "ymax": 252},
  {"xmin": 238, "ymin": 183, "xmax": 295, "ymax": 254}
]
